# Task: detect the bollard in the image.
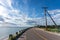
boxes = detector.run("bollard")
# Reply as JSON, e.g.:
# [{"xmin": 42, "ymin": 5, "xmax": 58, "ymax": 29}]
[
  {"xmin": 19, "ymin": 31, "xmax": 21, "ymax": 34},
  {"xmin": 16, "ymin": 32, "xmax": 19, "ymax": 36},
  {"xmin": 9, "ymin": 34, "xmax": 14, "ymax": 40},
  {"xmin": 15, "ymin": 32, "xmax": 19, "ymax": 40},
  {"xmin": 8, "ymin": 27, "xmax": 32, "ymax": 40}
]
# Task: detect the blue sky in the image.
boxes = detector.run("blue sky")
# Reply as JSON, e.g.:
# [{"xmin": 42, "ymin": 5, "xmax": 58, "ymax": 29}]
[
  {"xmin": 0, "ymin": 0, "xmax": 60, "ymax": 27},
  {"xmin": 12, "ymin": 0, "xmax": 60, "ymax": 17}
]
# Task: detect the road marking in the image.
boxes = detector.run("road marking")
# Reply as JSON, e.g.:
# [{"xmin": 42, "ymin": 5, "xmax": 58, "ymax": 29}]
[{"xmin": 33, "ymin": 29, "xmax": 48, "ymax": 40}]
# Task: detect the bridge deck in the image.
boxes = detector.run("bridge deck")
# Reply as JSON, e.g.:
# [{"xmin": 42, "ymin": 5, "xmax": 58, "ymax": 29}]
[{"xmin": 18, "ymin": 28, "xmax": 60, "ymax": 40}]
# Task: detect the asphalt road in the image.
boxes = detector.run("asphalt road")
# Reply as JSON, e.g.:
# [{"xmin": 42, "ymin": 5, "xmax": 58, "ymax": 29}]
[
  {"xmin": 26, "ymin": 28, "xmax": 60, "ymax": 40},
  {"xmin": 18, "ymin": 28, "xmax": 60, "ymax": 40}
]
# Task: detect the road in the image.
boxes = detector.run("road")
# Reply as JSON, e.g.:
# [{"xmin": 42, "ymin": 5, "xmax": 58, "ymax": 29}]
[{"xmin": 18, "ymin": 28, "xmax": 60, "ymax": 40}]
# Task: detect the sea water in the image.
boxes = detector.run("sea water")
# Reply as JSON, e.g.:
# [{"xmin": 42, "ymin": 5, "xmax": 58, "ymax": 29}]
[{"xmin": 0, "ymin": 27, "xmax": 27, "ymax": 39}]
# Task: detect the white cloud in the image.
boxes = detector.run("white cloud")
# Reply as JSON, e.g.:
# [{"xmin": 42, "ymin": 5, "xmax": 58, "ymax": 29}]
[
  {"xmin": 48, "ymin": 9, "xmax": 60, "ymax": 25},
  {"xmin": 48, "ymin": 9, "xmax": 60, "ymax": 15},
  {"xmin": 0, "ymin": 0, "xmax": 60, "ymax": 27},
  {"xmin": 0, "ymin": 6, "xmax": 9, "ymax": 17},
  {"xmin": 0, "ymin": 0, "xmax": 38, "ymax": 27}
]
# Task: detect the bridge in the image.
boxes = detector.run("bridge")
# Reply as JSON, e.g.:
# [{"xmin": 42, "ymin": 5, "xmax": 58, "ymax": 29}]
[
  {"xmin": 8, "ymin": 7, "xmax": 60, "ymax": 40},
  {"xmin": 17, "ymin": 7, "xmax": 59, "ymax": 40},
  {"xmin": 18, "ymin": 28, "xmax": 60, "ymax": 40}
]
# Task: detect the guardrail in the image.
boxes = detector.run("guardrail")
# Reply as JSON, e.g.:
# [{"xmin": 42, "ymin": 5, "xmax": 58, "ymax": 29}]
[{"xmin": 8, "ymin": 27, "xmax": 33, "ymax": 40}]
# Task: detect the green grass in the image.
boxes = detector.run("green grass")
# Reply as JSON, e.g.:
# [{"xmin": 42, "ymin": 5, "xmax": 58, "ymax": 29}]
[{"xmin": 47, "ymin": 28, "xmax": 60, "ymax": 33}]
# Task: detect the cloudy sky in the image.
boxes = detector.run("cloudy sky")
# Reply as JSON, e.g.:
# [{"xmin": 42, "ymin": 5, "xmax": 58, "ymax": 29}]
[{"xmin": 0, "ymin": 0, "xmax": 60, "ymax": 27}]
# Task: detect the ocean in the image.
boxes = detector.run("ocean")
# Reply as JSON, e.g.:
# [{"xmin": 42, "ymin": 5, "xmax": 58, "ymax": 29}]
[{"xmin": 0, "ymin": 27, "xmax": 27, "ymax": 39}]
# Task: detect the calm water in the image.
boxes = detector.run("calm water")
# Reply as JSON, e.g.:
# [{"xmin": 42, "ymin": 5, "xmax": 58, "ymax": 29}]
[{"xmin": 0, "ymin": 27, "xmax": 27, "ymax": 39}]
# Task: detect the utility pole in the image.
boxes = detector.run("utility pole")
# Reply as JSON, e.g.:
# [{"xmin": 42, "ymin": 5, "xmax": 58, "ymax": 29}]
[{"xmin": 43, "ymin": 7, "xmax": 48, "ymax": 30}]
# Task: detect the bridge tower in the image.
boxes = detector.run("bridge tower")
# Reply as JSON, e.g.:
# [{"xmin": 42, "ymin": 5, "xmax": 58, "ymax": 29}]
[
  {"xmin": 43, "ymin": 7, "xmax": 57, "ymax": 30},
  {"xmin": 42, "ymin": 7, "xmax": 48, "ymax": 30}
]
